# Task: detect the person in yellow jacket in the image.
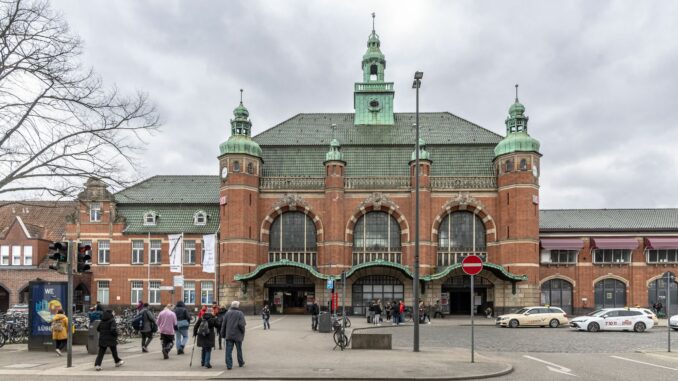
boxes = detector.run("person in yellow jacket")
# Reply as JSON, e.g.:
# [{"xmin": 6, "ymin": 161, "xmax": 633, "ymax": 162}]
[{"xmin": 51, "ymin": 309, "xmax": 73, "ymax": 356}]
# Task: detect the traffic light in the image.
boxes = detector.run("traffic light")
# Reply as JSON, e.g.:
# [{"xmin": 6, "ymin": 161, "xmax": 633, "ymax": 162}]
[
  {"xmin": 48, "ymin": 242, "xmax": 68, "ymax": 272},
  {"xmin": 76, "ymin": 243, "xmax": 92, "ymax": 273}
]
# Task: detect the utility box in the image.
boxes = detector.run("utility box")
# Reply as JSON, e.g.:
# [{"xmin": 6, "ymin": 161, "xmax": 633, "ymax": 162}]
[
  {"xmin": 318, "ymin": 312, "xmax": 332, "ymax": 333},
  {"xmin": 86, "ymin": 320, "xmax": 100, "ymax": 354}
]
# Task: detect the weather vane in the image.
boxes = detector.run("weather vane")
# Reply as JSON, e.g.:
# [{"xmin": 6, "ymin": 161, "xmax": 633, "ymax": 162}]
[
  {"xmin": 515, "ymin": 84, "xmax": 519, "ymax": 102},
  {"xmin": 372, "ymin": 12, "xmax": 375, "ymax": 31},
  {"xmin": 240, "ymin": 88, "xmax": 244, "ymax": 103}
]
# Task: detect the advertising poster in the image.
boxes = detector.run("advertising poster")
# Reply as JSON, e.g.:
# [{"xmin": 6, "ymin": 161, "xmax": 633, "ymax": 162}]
[{"xmin": 30, "ymin": 281, "xmax": 67, "ymax": 336}]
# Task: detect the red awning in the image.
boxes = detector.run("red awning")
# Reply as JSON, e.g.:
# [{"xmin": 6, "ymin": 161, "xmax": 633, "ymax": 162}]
[
  {"xmin": 591, "ymin": 238, "xmax": 639, "ymax": 250},
  {"xmin": 645, "ymin": 237, "xmax": 678, "ymax": 250},
  {"xmin": 540, "ymin": 238, "xmax": 584, "ymax": 250}
]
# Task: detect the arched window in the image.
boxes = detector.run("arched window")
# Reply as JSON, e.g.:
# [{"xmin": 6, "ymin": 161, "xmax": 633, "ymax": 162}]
[
  {"xmin": 233, "ymin": 160, "xmax": 240, "ymax": 172},
  {"xmin": 269, "ymin": 212, "xmax": 317, "ymax": 266},
  {"xmin": 143, "ymin": 211, "xmax": 157, "ymax": 226},
  {"xmin": 194, "ymin": 211, "xmax": 207, "ymax": 226},
  {"xmin": 246, "ymin": 162, "xmax": 254, "ymax": 174},
  {"xmin": 541, "ymin": 279, "xmax": 573, "ymax": 314},
  {"xmin": 437, "ymin": 211, "xmax": 486, "ymax": 265},
  {"xmin": 519, "ymin": 159, "xmax": 528, "ymax": 171},
  {"xmin": 648, "ymin": 276, "xmax": 678, "ymax": 316},
  {"xmin": 594, "ymin": 279, "xmax": 626, "ymax": 309},
  {"xmin": 353, "ymin": 212, "xmax": 401, "ymax": 264},
  {"xmin": 505, "ymin": 159, "xmax": 514, "ymax": 172}
]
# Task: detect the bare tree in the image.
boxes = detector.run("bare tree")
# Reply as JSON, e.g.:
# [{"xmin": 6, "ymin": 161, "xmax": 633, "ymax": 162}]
[{"xmin": 0, "ymin": 0, "xmax": 160, "ymax": 200}]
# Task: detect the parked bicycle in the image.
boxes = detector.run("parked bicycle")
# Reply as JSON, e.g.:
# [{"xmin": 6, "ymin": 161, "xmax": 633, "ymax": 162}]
[
  {"xmin": 332, "ymin": 318, "xmax": 349, "ymax": 350},
  {"xmin": 334, "ymin": 312, "xmax": 351, "ymax": 328}
]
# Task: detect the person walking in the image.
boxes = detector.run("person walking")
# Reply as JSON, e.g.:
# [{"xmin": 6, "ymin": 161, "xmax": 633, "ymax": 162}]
[
  {"xmin": 310, "ymin": 300, "xmax": 319, "ymax": 331},
  {"xmin": 373, "ymin": 300, "xmax": 382, "ymax": 325},
  {"xmin": 220, "ymin": 301, "xmax": 246, "ymax": 370},
  {"xmin": 368, "ymin": 300, "xmax": 375, "ymax": 324},
  {"xmin": 433, "ymin": 300, "xmax": 443, "ymax": 319},
  {"xmin": 198, "ymin": 305, "xmax": 208, "ymax": 319},
  {"xmin": 193, "ymin": 309, "xmax": 217, "ymax": 368},
  {"xmin": 391, "ymin": 300, "xmax": 400, "ymax": 325},
  {"xmin": 211, "ymin": 301, "xmax": 220, "ymax": 316},
  {"xmin": 95, "ymin": 301, "xmax": 104, "ymax": 312},
  {"xmin": 174, "ymin": 301, "xmax": 191, "ymax": 354},
  {"xmin": 156, "ymin": 304, "xmax": 177, "ymax": 359},
  {"xmin": 51, "ymin": 309, "xmax": 69, "ymax": 356},
  {"xmin": 216, "ymin": 307, "xmax": 227, "ymax": 350},
  {"xmin": 94, "ymin": 310, "xmax": 124, "ymax": 371},
  {"xmin": 399, "ymin": 300, "xmax": 405, "ymax": 324},
  {"xmin": 139, "ymin": 302, "xmax": 156, "ymax": 352},
  {"xmin": 385, "ymin": 301, "xmax": 392, "ymax": 322},
  {"xmin": 136, "ymin": 300, "xmax": 144, "ymax": 312},
  {"xmin": 261, "ymin": 302, "xmax": 271, "ymax": 330}
]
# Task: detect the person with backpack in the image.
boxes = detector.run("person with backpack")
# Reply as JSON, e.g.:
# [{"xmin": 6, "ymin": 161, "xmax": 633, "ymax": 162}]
[
  {"xmin": 136, "ymin": 303, "xmax": 156, "ymax": 352},
  {"xmin": 391, "ymin": 300, "xmax": 400, "ymax": 325},
  {"xmin": 261, "ymin": 302, "xmax": 271, "ymax": 330},
  {"xmin": 216, "ymin": 307, "xmax": 226, "ymax": 350},
  {"xmin": 51, "ymin": 309, "xmax": 69, "ymax": 356},
  {"xmin": 173, "ymin": 301, "xmax": 191, "ymax": 355},
  {"xmin": 94, "ymin": 310, "xmax": 124, "ymax": 371},
  {"xmin": 193, "ymin": 309, "xmax": 217, "ymax": 368}
]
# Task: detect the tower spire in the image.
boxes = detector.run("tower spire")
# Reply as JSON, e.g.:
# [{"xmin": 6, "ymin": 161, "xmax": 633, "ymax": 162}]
[
  {"xmin": 515, "ymin": 84, "xmax": 519, "ymax": 102},
  {"xmin": 372, "ymin": 12, "xmax": 375, "ymax": 32},
  {"xmin": 240, "ymin": 88, "xmax": 243, "ymax": 103}
]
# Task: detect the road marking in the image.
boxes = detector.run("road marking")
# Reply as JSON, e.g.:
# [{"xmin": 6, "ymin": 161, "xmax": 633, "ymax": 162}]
[
  {"xmin": 610, "ymin": 356, "xmax": 678, "ymax": 371},
  {"xmin": 523, "ymin": 355, "xmax": 577, "ymax": 377}
]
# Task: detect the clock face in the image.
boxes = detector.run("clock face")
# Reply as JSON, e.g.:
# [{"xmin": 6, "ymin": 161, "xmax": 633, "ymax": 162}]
[{"xmin": 221, "ymin": 166, "xmax": 228, "ymax": 179}]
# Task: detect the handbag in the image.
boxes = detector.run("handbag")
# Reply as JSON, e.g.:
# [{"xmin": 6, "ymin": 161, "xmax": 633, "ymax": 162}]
[{"xmin": 151, "ymin": 321, "xmax": 158, "ymax": 333}]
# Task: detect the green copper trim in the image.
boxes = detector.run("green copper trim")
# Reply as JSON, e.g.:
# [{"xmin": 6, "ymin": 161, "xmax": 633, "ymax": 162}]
[
  {"xmin": 494, "ymin": 85, "xmax": 540, "ymax": 158},
  {"xmin": 423, "ymin": 262, "xmax": 528, "ymax": 282},
  {"xmin": 345, "ymin": 259, "xmax": 413, "ymax": 279},
  {"xmin": 234, "ymin": 259, "xmax": 332, "ymax": 281}
]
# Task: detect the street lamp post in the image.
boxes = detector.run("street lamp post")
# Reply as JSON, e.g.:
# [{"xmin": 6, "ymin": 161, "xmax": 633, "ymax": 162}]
[{"xmin": 412, "ymin": 71, "xmax": 423, "ymax": 352}]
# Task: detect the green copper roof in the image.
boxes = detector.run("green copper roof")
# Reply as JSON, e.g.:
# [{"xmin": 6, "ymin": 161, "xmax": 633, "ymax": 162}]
[
  {"xmin": 540, "ymin": 209, "xmax": 678, "ymax": 232},
  {"xmin": 115, "ymin": 176, "xmax": 220, "ymax": 204},
  {"xmin": 118, "ymin": 204, "xmax": 219, "ymax": 234},
  {"xmin": 424, "ymin": 262, "xmax": 527, "ymax": 282},
  {"xmin": 220, "ymin": 134, "xmax": 263, "ymax": 158},
  {"xmin": 411, "ymin": 138, "xmax": 431, "ymax": 161},
  {"xmin": 325, "ymin": 139, "xmax": 343, "ymax": 162},
  {"xmin": 234, "ymin": 260, "xmax": 332, "ymax": 281},
  {"xmin": 345, "ymin": 259, "xmax": 413, "ymax": 278},
  {"xmin": 494, "ymin": 131, "xmax": 540, "ymax": 157},
  {"xmin": 233, "ymin": 102, "xmax": 249, "ymax": 119}
]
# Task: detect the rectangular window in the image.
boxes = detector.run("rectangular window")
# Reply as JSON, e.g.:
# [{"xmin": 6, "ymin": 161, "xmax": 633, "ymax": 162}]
[
  {"xmin": 647, "ymin": 249, "xmax": 678, "ymax": 264},
  {"xmin": 201, "ymin": 281, "xmax": 214, "ymax": 305},
  {"xmin": 541, "ymin": 250, "xmax": 578, "ymax": 264},
  {"xmin": 98, "ymin": 240, "xmax": 110, "ymax": 264},
  {"xmin": 593, "ymin": 249, "xmax": 631, "ymax": 264},
  {"xmin": 23, "ymin": 246, "xmax": 33, "ymax": 266},
  {"xmin": 150, "ymin": 240, "xmax": 162, "ymax": 264},
  {"xmin": 12, "ymin": 245, "xmax": 20, "ymax": 265},
  {"xmin": 97, "ymin": 281, "xmax": 110, "ymax": 305},
  {"xmin": 1, "ymin": 246, "xmax": 9, "ymax": 265},
  {"xmin": 183, "ymin": 240, "xmax": 196, "ymax": 264},
  {"xmin": 149, "ymin": 281, "xmax": 161, "ymax": 305},
  {"xmin": 90, "ymin": 202, "xmax": 102, "ymax": 222},
  {"xmin": 131, "ymin": 281, "xmax": 143, "ymax": 305},
  {"xmin": 132, "ymin": 240, "xmax": 144, "ymax": 264},
  {"xmin": 183, "ymin": 281, "xmax": 196, "ymax": 305}
]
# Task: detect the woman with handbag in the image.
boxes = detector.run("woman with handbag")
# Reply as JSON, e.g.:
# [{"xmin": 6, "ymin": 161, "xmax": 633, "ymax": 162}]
[
  {"xmin": 94, "ymin": 310, "xmax": 124, "ymax": 371},
  {"xmin": 174, "ymin": 301, "xmax": 191, "ymax": 354}
]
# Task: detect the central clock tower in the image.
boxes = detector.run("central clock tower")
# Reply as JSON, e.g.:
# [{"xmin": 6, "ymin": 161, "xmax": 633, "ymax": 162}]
[{"xmin": 354, "ymin": 14, "xmax": 394, "ymax": 125}]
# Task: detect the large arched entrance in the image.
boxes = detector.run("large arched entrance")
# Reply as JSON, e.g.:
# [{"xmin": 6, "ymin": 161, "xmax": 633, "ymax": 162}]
[
  {"xmin": 264, "ymin": 274, "xmax": 315, "ymax": 314},
  {"xmin": 0, "ymin": 284, "xmax": 9, "ymax": 312},
  {"xmin": 541, "ymin": 279, "xmax": 573, "ymax": 315},
  {"xmin": 442, "ymin": 276, "xmax": 494, "ymax": 315},
  {"xmin": 351, "ymin": 275, "xmax": 404, "ymax": 316},
  {"xmin": 648, "ymin": 277, "xmax": 678, "ymax": 316},
  {"xmin": 594, "ymin": 279, "xmax": 626, "ymax": 309}
]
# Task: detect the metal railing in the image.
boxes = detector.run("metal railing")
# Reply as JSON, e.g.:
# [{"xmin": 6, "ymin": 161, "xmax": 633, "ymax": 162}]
[
  {"xmin": 430, "ymin": 176, "xmax": 496, "ymax": 190},
  {"xmin": 355, "ymin": 82, "xmax": 394, "ymax": 91},
  {"xmin": 268, "ymin": 251, "xmax": 317, "ymax": 267},
  {"xmin": 437, "ymin": 251, "xmax": 487, "ymax": 267},
  {"xmin": 260, "ymin": 177, "xmax": 325, "ymax": 190},
  {"xmin": 352, "ymin": 251, "xmax": 402, "ymax": 265},
  {"xmin": 345, "ymin": 177, "xmax": 410, "ymax": 189}
]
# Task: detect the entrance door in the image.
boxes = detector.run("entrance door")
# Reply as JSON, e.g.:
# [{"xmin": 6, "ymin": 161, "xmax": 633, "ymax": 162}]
[
  {"xmin": 648, "ymin": 277, "xmax": 678, "ymax": 316},
  {"xmin": 265, "ymin": 275, "xmax": 315, "ymax": 314},
  {"xmin": 0, "ymin": 285, "xmax": 9, "ymax": 312},
  {"xmin": 594, "ymin": 279, "xmax": 626, "ymax": 309},
  {"xmin": 442, "ymin": 276, "xmax": 493, "ymax": 315}
]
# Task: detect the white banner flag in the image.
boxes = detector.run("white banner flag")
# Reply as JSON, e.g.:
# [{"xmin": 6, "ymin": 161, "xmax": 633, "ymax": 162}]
[
  {"xmin": 168, "ymin": 234, "xmax": 183, "ymax": 273},
  {"xmin": 202, "ymin": 234, "xmax": 216, "ymax": 273}
]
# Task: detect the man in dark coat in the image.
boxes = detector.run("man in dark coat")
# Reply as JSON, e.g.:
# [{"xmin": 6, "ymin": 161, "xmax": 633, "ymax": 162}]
[
  {"xmin": 193, "ymin": 311, "xmax": 217, "ymax": 368},
  {"xmin": 310, "ymin": 301, "xmax": 319, "ymax": 331},
  {"xmin": 139, "ymin": 303, "xmax": 156, "ymax": 352},
  {"xmin": 216, "ymin": 307, "xmax": 227, "ymax": 350},
  {"xmin": 94, "ymin": 310, "xmax": 124, "ymax": 371},
  {"xmin": 220, "ymin": 300, "xmax": 246, "ymax": 370}
]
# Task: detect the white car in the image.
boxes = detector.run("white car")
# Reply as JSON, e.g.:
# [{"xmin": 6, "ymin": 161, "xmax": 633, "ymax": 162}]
[
  {"xmin": 569, "ymin": 308, "xmax": 654, "ymax": 332},
  {"xmin": 670, "ymin": 314, "xmax": 678, "ymax": 331}
]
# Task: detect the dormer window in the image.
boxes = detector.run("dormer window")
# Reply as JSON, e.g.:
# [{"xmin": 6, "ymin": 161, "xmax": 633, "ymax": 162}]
[
  {"xmin": 194, "ymin": 211, "xmax": 207, "ymax": 226},
  {"xmin": 90, "ymin": 202, "xmax": 102, "ymax": 222},
  {"xmin": 143, "ymin": 212, "xmax": 157, "ymax": 226}
]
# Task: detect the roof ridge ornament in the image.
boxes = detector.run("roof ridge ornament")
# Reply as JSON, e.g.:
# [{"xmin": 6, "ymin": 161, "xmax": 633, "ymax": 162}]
[
  {"xmin": 359, "ymin": 192, "xmax": 398, "ymax": 210},
  {"xmin": 443, "ymin": 192, "xmax": 485, "ymax": 211}
]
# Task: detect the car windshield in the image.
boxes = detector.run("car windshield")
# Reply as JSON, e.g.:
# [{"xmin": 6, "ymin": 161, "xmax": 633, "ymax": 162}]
[
  {"xmin": 586, "ymin": 309, "xmax": 606, "ymax": 317},
  {"xmin": 514, "ymin": 308, "xmax": 529, "ymax": 314}
]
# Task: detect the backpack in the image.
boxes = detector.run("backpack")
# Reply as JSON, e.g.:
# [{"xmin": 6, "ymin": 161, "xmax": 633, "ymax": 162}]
[
  {"xmin": 197, "ymin": 319, "xmax": 210, "ymax": 337},
  {"xmin": 51, "ymin": 318, "xmax": 64, "ymax": 332},
  {"xmin": 132, "ymin": 312, "xmax": 144, "ymax": 331}
]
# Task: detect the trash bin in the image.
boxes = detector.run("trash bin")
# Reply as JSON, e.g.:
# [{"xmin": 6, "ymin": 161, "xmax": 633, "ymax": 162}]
[
  {"xmin": 87, "ymin": 320, "xmax": 100, "ymax": 354},
  {"xmin": 318, "ymin": 312, "xmax": 332, "ymax": 333}
]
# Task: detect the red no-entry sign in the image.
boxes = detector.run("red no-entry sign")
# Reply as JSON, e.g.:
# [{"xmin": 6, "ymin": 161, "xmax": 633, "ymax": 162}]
[{"xmin": 461, "ymin": 255, "xmax": 483, "ymax": 276}]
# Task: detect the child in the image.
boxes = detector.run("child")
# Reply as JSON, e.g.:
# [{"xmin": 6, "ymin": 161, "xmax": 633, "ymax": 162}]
[{"xmin": 262, "ymin": 302, "xmax": 271, "ymax": 330}]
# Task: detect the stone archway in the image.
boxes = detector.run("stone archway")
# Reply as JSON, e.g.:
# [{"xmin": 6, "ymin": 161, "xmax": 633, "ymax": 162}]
[
  {"xmin": 260, "ymin": 194, "xmax": 324, "ymax": 244},
  {"xmin": 345, "ymin": 192, "xmax": 410, "ymax": 244},
  {"xmin": 431, "ymin": 193, "xmax": 497, "ymax": 244}
]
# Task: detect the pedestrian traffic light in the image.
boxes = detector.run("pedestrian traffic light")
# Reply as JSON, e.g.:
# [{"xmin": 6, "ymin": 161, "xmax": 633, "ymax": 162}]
[
  {"xmin": 76, "ymin": 243, "xmax": 92, "ymax": 273},
  {"xmin": 48, "ymin": 242, "xmax": 68, "ymax": 272}
]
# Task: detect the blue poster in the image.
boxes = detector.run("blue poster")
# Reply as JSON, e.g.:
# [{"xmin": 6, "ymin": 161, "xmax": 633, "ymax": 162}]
[{"xmin": 30, "ymin": 282, "xmax": 67, "ymax": 336}]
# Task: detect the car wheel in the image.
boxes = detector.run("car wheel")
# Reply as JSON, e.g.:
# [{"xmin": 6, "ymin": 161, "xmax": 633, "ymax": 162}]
[
  {"xmin": 549, "ymin": 319, "xmax": 559, "ymax": 328},
  {"xmin": 587, "ymin": 322, "xmax": 600, "ymax": 332},
  {"xmin": 634, "ymin": 322, "xmax": 646, "ymax": 333},
  {"xmin": 509, "ymin": 319, "xmax": 519, "ymax": 328}
]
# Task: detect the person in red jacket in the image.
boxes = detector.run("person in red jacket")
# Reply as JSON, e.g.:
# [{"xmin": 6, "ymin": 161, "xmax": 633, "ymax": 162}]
[
  {"xmin": 198, "ymin": 305, "xmax": 208, "ymax": 319},
  {"xmin": 399, "ymin": 300, "xmax": 405, "ymax": 324}
]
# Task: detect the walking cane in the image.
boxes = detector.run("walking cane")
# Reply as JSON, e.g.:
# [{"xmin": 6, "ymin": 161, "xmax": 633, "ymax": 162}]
[{"xmin": 189, "ymin": 335, "xmax": 197, "ymax": 367}]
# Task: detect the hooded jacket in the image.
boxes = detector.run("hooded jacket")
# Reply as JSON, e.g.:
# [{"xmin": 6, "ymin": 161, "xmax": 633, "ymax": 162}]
[
  {"xmin": 51, "ymin": 313, "xmax": 69, "ymax": 340},
  {"xmin": 193, "ymin": 312, "xmax": 217, "ymax": 348},
  {"xmin": 97, "ymin": 310, "xmax": 118, "ymax": 347}
]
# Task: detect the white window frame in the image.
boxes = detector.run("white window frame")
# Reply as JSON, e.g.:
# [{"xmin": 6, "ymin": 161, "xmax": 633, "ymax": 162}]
[
  {"xmin": 1, "ymin": 246, "xmax": 9, "ymax": 265},
  {"xmin": 143, "ymin": 212, "xmax": 157, "ymax": 226},
  {"xmin": 149, "ymin": 281, "xmax": 161, "ymax": 305},
  {"xmin": 183, "ymin": 240, "xmax": 196, "ymax": 264},
  {"xmin": 150, "ymin": 240, "xmax": 162, "ymax": 264},
  {"xmin": 593, "ymin": 249, "xmax": 632, "ymax": 264},
  {"xmin": 90, "ymin": 202, "xmax": 102, "ymax": 222},
  {"xmin": 23, "ymin": 246, "xmax": 33, "ymax": 266},
  {"xmin": 97, "ymin": 281, "xmax": 110, "ymax": 305},
  {"xmin": 98, "ymin": 240, "xmax": 110, "ymax": 264},
  {"xmin": 200, "ymin": 281, "xmax": 214, "ymax": 305},
  {"xmin": 646, "ymin": 249, "xmax": 678, "ymax": 264},
  {"xmin": 131, "ymin": 280, "xmax": 143, "ymax": 305},
  {"xmin": 131, "ymin": 240, "xmax": 144, "ymax": 264},
  {"xmin": 183, "ymin": 281, "xmax": 196, "ymax": 305},
  {"xmin": 11, "ymin": 245, "xmax": 20, "ymax": 266},
  {"xmin": 194, "ymin": 211, "xmax": 207, "ymax": 226}
]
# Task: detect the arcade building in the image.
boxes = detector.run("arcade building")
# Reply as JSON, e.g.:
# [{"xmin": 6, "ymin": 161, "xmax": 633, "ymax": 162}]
[{"xmin": 4, "ymin": 22, "xmax": 677, "ymax": 316}]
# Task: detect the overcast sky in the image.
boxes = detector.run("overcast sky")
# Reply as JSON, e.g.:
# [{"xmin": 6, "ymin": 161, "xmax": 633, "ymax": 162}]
[{"xmin": 54, "ymin": 0, "xmax": 678, "ymax": 210}]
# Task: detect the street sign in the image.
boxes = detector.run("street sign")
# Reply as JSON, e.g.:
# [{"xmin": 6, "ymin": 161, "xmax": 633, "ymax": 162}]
[
  {"xmin": 173, "ymin": 275, "xmax": 184, "ymax": 287},
  {"xmin": 327, "ymin": 278, "xmax": 334, "ymax": 289},
  {"xmin": 462, "ymin": 255, "xmax": 483, "ymax": 276}
]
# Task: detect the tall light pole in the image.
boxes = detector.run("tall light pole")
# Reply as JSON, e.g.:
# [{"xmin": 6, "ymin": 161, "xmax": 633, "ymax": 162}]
[{"xmin": 412, "ymin": 71, "xmax": 423, "ymax": 352}]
